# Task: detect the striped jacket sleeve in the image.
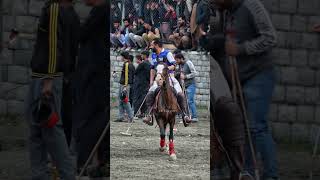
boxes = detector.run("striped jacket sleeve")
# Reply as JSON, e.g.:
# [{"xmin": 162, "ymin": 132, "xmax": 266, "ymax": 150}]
[
  {"xmin": 240, "ymin": 0, "xmax": 277, "ymax": 55},
  {"xmin": 48, "ymin": 2, "xmax": 59, "ymax": 74}
]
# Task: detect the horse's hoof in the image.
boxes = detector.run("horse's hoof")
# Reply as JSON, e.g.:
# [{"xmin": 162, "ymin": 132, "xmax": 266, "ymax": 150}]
[
  {"xmin": 169, "ymin": 153, "xmax": 177, "ymax": 161},
  {"xmin": 159, "ymin": 146, "xmax": 166, "ymax": 152}
]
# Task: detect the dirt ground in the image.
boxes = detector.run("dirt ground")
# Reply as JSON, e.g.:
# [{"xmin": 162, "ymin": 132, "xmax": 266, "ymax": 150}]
[
  {"xmin": 110, "ymin": 109, "xmax": 211, "ymax": 180},
  {"xmin": 0, "ymin": 110, "xmax": 320, "ymax": 180}
]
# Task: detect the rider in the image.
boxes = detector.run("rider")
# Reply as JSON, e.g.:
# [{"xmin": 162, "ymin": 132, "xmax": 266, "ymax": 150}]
[{"xmin": 143, "ymin": 38, "xmax": 191, "ymax": 126}]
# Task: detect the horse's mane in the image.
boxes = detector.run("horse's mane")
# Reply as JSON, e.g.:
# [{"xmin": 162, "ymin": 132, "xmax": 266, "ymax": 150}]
[{"xmin": 157, "ymin": 66, "xmax": 180, "ymax": 113}]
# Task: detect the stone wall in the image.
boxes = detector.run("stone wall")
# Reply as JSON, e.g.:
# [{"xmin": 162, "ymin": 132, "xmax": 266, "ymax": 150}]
[
  {"xmin": 261, "ymin": 0, "xmax": 320, "ymax": 143},
  {"xmin": 110, "ymin": 50, "xmax": 210, "ymax": 107},
  {"xmin": 0, "ymin": 0, "xmax": 320, "ymax": 142}
]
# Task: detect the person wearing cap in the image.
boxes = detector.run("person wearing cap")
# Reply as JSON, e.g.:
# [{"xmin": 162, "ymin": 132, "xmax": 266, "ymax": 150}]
[
  {"xmin": 115, "ymin": 51, "xmax": 135, "ymax": 122},
  {"xmin": 142, "ymin": 19, "xmax": 160, "ymax": 49},
  {"xmin": 132, "ymin": 51, "xmax": 151, "ymax": 117},
  {"xmin": 143, "ymin": 39, "xmax": 191, "ymax": 126},
  {"xmin": 26, "ymin": 0, "xmax": 79, "ymax": 179},
  {"xmin": 175, "ymin": 53, "xmax": 199, "ymax": 122}
]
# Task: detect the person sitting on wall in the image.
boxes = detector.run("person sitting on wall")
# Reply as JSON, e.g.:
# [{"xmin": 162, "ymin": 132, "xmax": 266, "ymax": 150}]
[
  {"xmin": 169, "ymin": 16, "xmax": 192, "ymax": 50},
  {"xmin": 142, "ymin": 19, "xmax": 161, "ymax": 50}
]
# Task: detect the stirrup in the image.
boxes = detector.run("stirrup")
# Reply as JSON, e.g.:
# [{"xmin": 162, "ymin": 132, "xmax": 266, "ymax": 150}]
[
  {"xmin": 182, "ymin": 114, "xmax": 191, "ymax": 127},
  {"xmin": 143, "ymin": 115, "xmax": 153, "ymax": 126}
]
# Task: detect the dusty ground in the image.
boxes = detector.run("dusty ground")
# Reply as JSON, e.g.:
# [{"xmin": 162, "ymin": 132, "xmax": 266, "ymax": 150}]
[
  {"xmin": 0, "ymin": 111, "xmax": 319, "ymax": 180},
  {"xmin": 110, "ymin": 109, "xmax": 211, "ymax": 180}
]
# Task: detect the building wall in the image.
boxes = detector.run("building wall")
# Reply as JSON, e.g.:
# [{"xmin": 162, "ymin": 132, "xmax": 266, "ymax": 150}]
[{"xmin": 0, "ymin": 0, "xmax": 320, "ymax": 142}]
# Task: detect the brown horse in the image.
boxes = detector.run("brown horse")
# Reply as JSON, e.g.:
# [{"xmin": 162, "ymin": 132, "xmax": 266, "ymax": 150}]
[{"xmin": 153, "ymin": 65, "xmax": 180, "ymax": 161}]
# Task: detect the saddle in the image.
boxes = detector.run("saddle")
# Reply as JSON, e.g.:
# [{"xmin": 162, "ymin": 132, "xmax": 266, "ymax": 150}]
[{"xmin": 153, "ymin": 86, "xmax": 180, "ymax": 114}]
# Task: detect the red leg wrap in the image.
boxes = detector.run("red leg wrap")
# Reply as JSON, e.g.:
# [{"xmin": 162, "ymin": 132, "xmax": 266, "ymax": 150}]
[
  {"xmin": 169, "ymin": 140, "xmax": 175, "ymax": 155},
  {"xmin": 160, "ymin": 138, "xmax": 165, "ymax": 148}
]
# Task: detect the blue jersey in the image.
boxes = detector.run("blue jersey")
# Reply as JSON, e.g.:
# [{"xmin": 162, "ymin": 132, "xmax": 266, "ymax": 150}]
[{"xmin": 150, "ymin": 49, "xmax": 176, "ymax": 70}]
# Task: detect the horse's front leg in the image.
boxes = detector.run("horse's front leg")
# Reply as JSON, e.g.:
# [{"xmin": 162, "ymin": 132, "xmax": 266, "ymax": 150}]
[
  {"xmin": 169, "ymin": 115, "xmax": 177, "ymax": 161},
  {"xmin": 159, "ymin": 119, "xmax": 166, "ymax": 152}
]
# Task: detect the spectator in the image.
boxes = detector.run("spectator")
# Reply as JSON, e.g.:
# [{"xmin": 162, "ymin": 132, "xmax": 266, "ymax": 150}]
[
  {"xmin": 110, "ymin": 20, "xmax": 125, "ymax": 50},
  {"xmin": 133, "ymin": 51, "xmax": 151, "ymax": 118},
  {"xmin": 164, "ymin": 3, "xmax": 178, "ymax": 30},
  {"xmin": 129, "ymin": 16, "xmax": 147, "ymax": 49},
  {"xmin": 124, "ymin": 0, "xmax": 135, "ymax": 20},
  {"xmin": 115, "ymin": 52, "xmax": 135, "ymax": 123},
  {"xmin": 122, "ymin": 18, "xmax": 135, "ymax": 50},
  {"xmin": 190, "ymin": 0, "xmax": 209, "ymax": 50},
  {"xmin": 142, "ymin": 20, "xmax": 161, "ymax": 49},
  {"xmin": 111, "ymin": 1, "xmax": 121, "ymax": 22},
  {"xmin": 169, "ymin": 16, "xmax": 191, "ymax": 49},
  {"xmin": 175, "ymin": 53, "xmax": 198, "ymax": 122},
  {"xmin": 173, "ymin": 0, "xmax": 189, "ymax": 22},
  {"xmin": 145, "ymin": 1, "xmax": 161, "ymax": 28}
]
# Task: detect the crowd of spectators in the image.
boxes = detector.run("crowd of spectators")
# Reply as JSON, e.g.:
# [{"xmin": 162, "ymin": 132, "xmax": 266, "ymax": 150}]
[{"xmin": 110, "ymin": 0, "xmax": 203, "ymax": 51}]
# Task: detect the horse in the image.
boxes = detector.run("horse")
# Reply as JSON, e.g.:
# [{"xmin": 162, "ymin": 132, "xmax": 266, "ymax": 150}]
[{"xmin": 153, "ymin": 64, "xmax": 180, "ymax": 161}]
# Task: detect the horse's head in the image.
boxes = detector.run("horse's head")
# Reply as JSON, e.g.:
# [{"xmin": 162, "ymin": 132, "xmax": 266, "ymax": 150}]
[
  {"xmin": 155, "ymin": 63, "xmax": 169, "ymax": 89},
  {"xmin": 154, "ymin": 63, "xmax": 179, "ymax": 113}
]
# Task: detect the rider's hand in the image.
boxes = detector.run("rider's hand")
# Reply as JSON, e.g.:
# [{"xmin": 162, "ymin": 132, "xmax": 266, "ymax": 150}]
[{"xmin": 180, "ymin": 73, "xmax": 185, "ymax": 80}]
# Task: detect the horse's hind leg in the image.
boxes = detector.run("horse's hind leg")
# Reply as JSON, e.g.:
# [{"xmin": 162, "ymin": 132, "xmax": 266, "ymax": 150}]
[
  {"xmin": 159, "ymin": 120, "xmax": 166, "ymax": 152},
  {"xmin": 169, "ymin": 116, "xmax": 177, "ymax": 161}
]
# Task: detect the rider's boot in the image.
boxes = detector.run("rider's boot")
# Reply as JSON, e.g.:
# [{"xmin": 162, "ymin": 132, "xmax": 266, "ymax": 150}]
[
  {"xmin": 177, "ymin": 92, "xmax": 191, "ymax": 127},
  {"xmin": 143, "ymin": 91, "xmax": 156, "ymax": 126}
]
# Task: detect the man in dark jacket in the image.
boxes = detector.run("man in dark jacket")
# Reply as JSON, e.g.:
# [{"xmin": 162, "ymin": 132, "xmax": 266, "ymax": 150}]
[
  {"xmin": 72, "ymin": 0, "xmax": 109, "ymax": 177},
  {"xmin": 209, "ymin": 0, "xmax": 279, "ymax": 179},
  {"xmin": 122, "ymin": 18, "xmax": 135, "ymax": 50},
  {"xmin": 133, "ymin": 51, "xmax": 151, "ymax": 117},
  {"xmin": 129, "ymin": 16, "xmax": 147, "ymax": 49},
  {"xmin": 169, "ymin": 16, "xmax": 191, "ymax": 49},
  {"xmin": 26, "ymin": 0, "xmax": 79, "ymax": 179},
  {"xmin": 115, "ymin": 51, "xmax": 135, "ymax": 123}
]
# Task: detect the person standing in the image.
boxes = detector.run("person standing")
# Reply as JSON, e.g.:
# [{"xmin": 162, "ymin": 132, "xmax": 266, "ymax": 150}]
[
  {"xmin": 115, "ymin": 51, "xmax": 135, "ymax": 123},
  {"xmin": 26, "ymin": 0, "xmax": 79, "ymax": 179},
  {"xmin": 133, "ymin": 51, "xmax": 151, "ymax": 118},
  {"xmin": 72, "ymin": 0, "xmax": 109, "ymax": 176},
  {"xmin": 211, "ymin": 0, "xmax": 279, "ymax": 179},
  {"xmin": 175, "ymin": 53, "xmax": 198, "ymax": 122}
]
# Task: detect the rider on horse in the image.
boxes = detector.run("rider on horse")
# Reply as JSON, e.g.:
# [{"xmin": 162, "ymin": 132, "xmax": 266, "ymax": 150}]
[{"xmin": 143, "ymin": 38, "xmax": 191, "ymax": 126}]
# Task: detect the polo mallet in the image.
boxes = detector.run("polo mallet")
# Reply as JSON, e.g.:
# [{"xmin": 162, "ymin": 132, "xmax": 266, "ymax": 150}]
[
  {"xmin": 120, "ymin": 93, "xmax": 148, "ymax": 136},
  {"xmin": 309, "ymin": 126, "xmax": 320, "ymax": 180},
  {"xmin": 78, "ymin": 119, "xmax": 110, "ymax": 179},
  {"xmin": 181, "ymin": 79, "xmax": 192, "ymax": 119},
  {"xmin": 229, "ymin": 56, "xmax": 260, "ymax": 180}
]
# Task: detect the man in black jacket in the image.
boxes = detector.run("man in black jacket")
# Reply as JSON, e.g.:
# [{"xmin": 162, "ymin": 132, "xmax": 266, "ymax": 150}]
[
  {"xmin": 133, "ymin": 51, "xmax": 151, "ymax": 117},
  {"xmin": 129, "ymin": 16, "xmax": 147, "ymax": 49},
  {"xmin": 26, "ymin": 0, "xmax": 79, "ymax": 179},
  {"xmin": 115, "ymin": 51, "xmax": 135, "ymax": 123},
  {"xmin": 72, "ymin": 0, "xmax": 109, "ymax": 177}
]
